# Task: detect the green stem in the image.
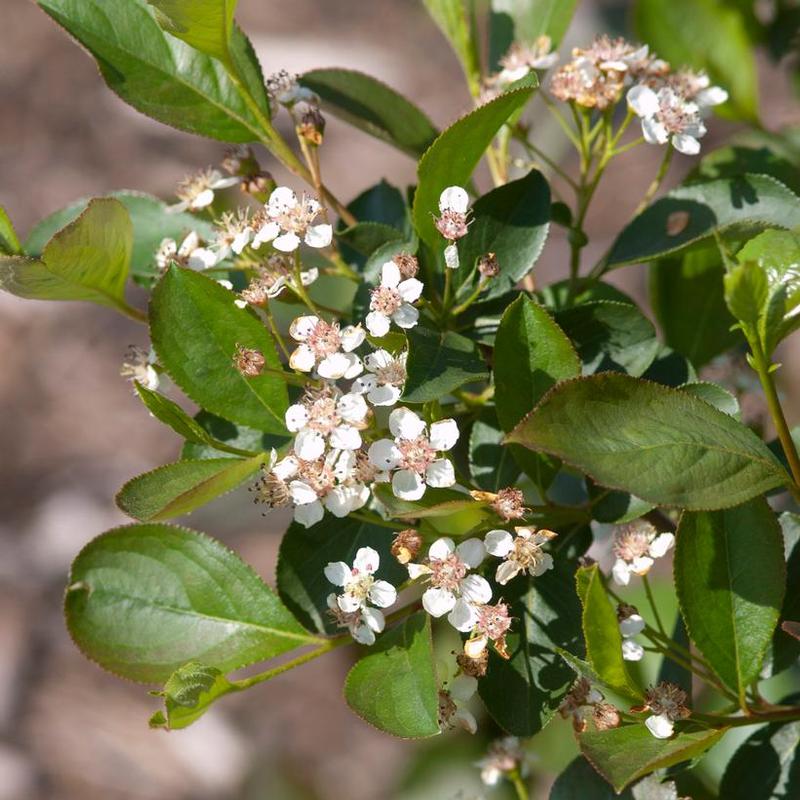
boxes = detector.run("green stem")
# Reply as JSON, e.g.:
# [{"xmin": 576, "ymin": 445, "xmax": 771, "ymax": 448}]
[
  {"xmin": 291, "ymin": 251, "xmax": 320, "ymax": 315},
  {"xmin": 642, "ymin": 574, "xmax": 667, "ymax": 638},
  {"xmin": 517, "ymin": 138, "xmax": 578, "ymax": 189},
  {"xmin": 633, "ymin": 146, "xmax": 673, "ymax": 215},
  {"xmin": 117, "ymin": 301, "xmax": 148, "ymax": 323},
  {"xmin": 264, "ymin": 304, "xmax": 290, "ymax": 360},
  {"xmin": 508, "ymin": 769, "xmax": 529, "ymax": 800},
  {"xmin": 348, "ymin": 510, "xmax": 407, "ymax": 531},
  {"xmin": 234, "ymin": 639, "xmax": 341, "ymax": 689},
  {"xmin": 450, "ymin": 278, "xmax": 490, "ymax": 317},
  {"xmin": 693, "ymin": 706, "xmax": 800, "ymax": 729}
]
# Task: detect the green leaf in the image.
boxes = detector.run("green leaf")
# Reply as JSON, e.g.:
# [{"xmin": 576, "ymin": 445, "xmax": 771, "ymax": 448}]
[
  {"xmin": 116, "ymin": 454, "xmax": 265, "ymax": 521},
  {"xmin": 0, "ymin": 207, "xmax": 21, "ymax": 255},
  {"xmin": 658, "ymin": 614, "xmax": 693, "ymax": 695},
  {"xmin": 135, "ymin": 382, "xmax": 259, "ymax": 456},
  {"xmin": 634, "ymin": 0, "xmax": 759, "ymax": 122},
  {"xmin": 413, "ymin": 83, "xmax": 537, "ymax": 249},
  {"xmin": 580, "ymin": 724, "xmax": 727, "ymax": 794},
  {"xmin": 300, "ymin": 69, "xmax": 438, "ymax": 159},
  {"xmin": 25, "ymin": 192, "xmax": 215, "ymax": 288},
  {"xmin": 491, "ymin": 0, "xmax": 578, "ymax": 53},
  {"xmin": 149, "ymin": 661, "xmax": 237, "ymax": 730},
  {"xmin": 0, "ymin": 198, "xmax": 137, "ymax": 317},
  {"xmin": 588, "ymin": 483, "xmax": 654, "ymax": 525},
  {"xmin": 555, "ymin": 300, "xmax": 659, "ymax": 378},
  {"xmin": 422, "ymin": 0, "xmax": 481, "ymax": 91},
  {"xmin": 38, "ymin": 0, "xmax": 270, "ymax": 143},
  {"xmin": 344, "ymin": 612, "xmax": 440, "ymax": 739},
  {"xmin": 675, "ymin": 498, "xmax": 786, "ymax": 699},
  {"xmin": 692, "ymin": 143, "xmax": 800, "ymax": 195},
  {"xmin": 773, "ymin": 512, "xmax": 800, "ymax": 674},
  {"xmin": 372, "ymin": 483, "xmax": 488, "ymax": 521},
  {"xmin": 576, "ymin": 565, "xmax": 642, "ymax": 701},
  {"xmin": 455, "ymin": 170, "xmax": 550, "ymax": 300},
  {"xmin": 479, "ymin": 557, "xmax": 585, "ymax": 736},
  {"xmin": 276, "ymin": 516, "xmax": 406, "ymax": 635},
  {"xmin": 65, "ymin": 523, "xmax": 314, "ymax": 683},
  {"xmin": 606, "ymin": 175, "xmax": 800, "ymax": 269},
  {"xmin": 336, "ymin": 222, "xmax": 404, "ymax": 257},
  {"xmin": 650, "ymin": 242, "xmax": 742, "ymax": 367},
  {"xmin": 149, "ymin": 266, "xmax": 288, "ymax": 433},
  {"xmin": 180, "ymin": 410, "xmax": 288, "ymax": 460},
  {"xmin": 403, "ymin": 325, "xmax": 489, "ymax": 403},
  {"xmin": 550, "ymin": 756, "xmax": 634, "ymax": 800},
  {"xmin": 719, "ymin": 698, "xmax": 800, "ymax": 799},
  {"xmin": 508, "ymin": 373, "xmax": 789, "ymax": 510},
  {"xmin": 147, "ymin": 0, "xmax": 237, "ymax": 64},
  {"xmin": 724, "ymin": 260, "xmax": 769, "ymax": 332},
  {"xmin": 640, "ymin": 345, "xmax": 698, "ymax": 388},
  {"xmin": 468, "ymin": 409, "xmax": 520, "ymax": 491},
  {"xmin": 680, "ymin": 381, "xmax": 740, "ymax": 418}
]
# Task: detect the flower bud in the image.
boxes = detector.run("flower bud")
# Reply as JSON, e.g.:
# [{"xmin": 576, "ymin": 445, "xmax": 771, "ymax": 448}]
[
  {"xmin": 478, "ymin": 252, "xmax": 500, "ymax": 278},
  {"xmin": 393, "ymin": 252, "xmax": 419, "ymax": 279},
  {"xmin": 298, "ymin": 107, "xmax": 326, "ymax": 145},
  {"xmin": 233, "ymin": 344, "xmax": 266, "ymax": 377}
]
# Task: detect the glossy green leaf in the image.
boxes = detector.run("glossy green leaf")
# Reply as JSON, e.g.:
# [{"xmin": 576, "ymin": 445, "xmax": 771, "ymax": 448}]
[
  {"xmin": 422, "ymin": 0, "xmax": 481, "ymax": 91},
  {"xmin": 149, "ymin": 662, "xmax": 237, "ymax": 730},
  {"xmin": 607, "ymin": 175, "xmax": 800, "ymax": 269},
  {"xmin": 0, "ymin": 198, "xmax": 138, "ymax": 317},
  {"xmin": 692, "ymin": 142, "xmax": 800, "ymax": 195},
  {"xmin": 580, "ymin": 724, "xmax": 727, "ymax": 794},
  {"xmin": 538, "ymin": 278, "xmax": 636, "ymax": 311},
  {"xmin": 576, "ymin": 565, "xmax": 642, "ymax": 701},
  {"xmin": 181, "ymin": 410, "xmax": 288, "ymax": 460},
  {"xmin": 0, "ymin": 207, "xmax": 21, "ymax": 255},
  {"xmin": 491, "ymin": 0, "xmax": 578, "ymax": 53},
  {"xmin": 149, "ymin": 266, "xmax": 288, "ymax": 433},
  {"xmin": 634, "ymin": 0, "xmax": 759, "ymax": 122},
  {"xmin": 588, "ymin": 483, "xmax": 654, "ymax": 525},
  {"xmin": 346, "ymin": 180, "xmax": 409, "ymax": 231},
  {"xmin": 336, "ymin": 222, "xmax": 404, "ymax": 257},
  {"xmin": 555, "ymin": 300, "xmax": 659, "ymax": 378},
  {"xmin": 38, "ymin": 0, "xmax": 270, "ymax": 143},
  {"xmin": 413, "ymin": 83, "xmax": 537, "ymax": 248},
  {"xmin": 550, "ymin": 756, "xmax": 634, "ymax": 800},
  {"xmin": 147, "ymin": 0, "xmax": 237, "ymax": 64},
  {"xmin": 719, "ymin": 697, "xmax": 800, "ymax": 799},
  {"xmin": 403, "ymin": 325, "xmax": 489, "ymax": 402},
  {"xmin": 479, "ymin": 557, "xmax": 584, "ymax": 736},
  {"xmin": 724, "ymin": 259, "xmax": 769, "ymax": 333},
  {"xmin": 116, "ymin": 454, "xmax": 264, "ymax": 521},
  {"xmin": 468, "ymin": 409, "xmax": 520, "ymax": 491},
  {"xmin": 773, "ymin": 513, "xmax": 800, "ymax": 674},
  {"xmin": 680, "ymin": 381, "xmax": 740, "ymax": 418},
  {"xmin": 300, "ymin": 69, "xmax": 438, "ymax": 159},
  {"xmin": 276, "ymin": 516, "xmax": 406, "ymax": 635},
  {"xmin": 455, "ymin": 170, "xmax": 550, "ymax": 300},
  {"xmin": 509, "ymin": 374, "xmax": 789, "ymax": 510},
  {"xmin": 675, "ymin": 498, "xmax": 786, "ymax": 698},
  {"xmin": 25, "ymin": 191, "xmax": 215, "ymax": 288},
  {"xmin": 65, "ymin": 523, "xmax": 314, "ymax": 683},
  {"xmin": 650, "ymin": 243, "xmax": 742, "ymax": 367},
  {"xmin": 344, "ymin": 612, "xmax": 440, "ymax": 739}
]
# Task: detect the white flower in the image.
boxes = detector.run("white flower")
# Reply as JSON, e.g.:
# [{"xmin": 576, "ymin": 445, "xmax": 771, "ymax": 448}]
[
  {"xmin": 352, "ymin": 349, "xmax": 407, "ymax": 406},
  {"xmin": 498, "ymin": 37, "xmax": 559, "ymax": 83},
  {"xmin": 252, "ymin": 186, "xmax": 332, "ymax": 252},
  {"xmin": 155, "ymin": 232, "xmax": 217, "ymax": 271},
  {"xmin": 325, "ymin": 545, "xmax": 397, "ymax": 610},
  {"xmin": 239, "ymin": 255, "xmax": 318, "ymax": 305},
  {"xmin": 120, "ymin": 346, "xmax": 159, "ymax": 391},
  {"xmin": 484, "ymin": 527, "xmax": 556, "ymax": 585},
  {"xmin": 476, "ymin": 736, "xmax": 524, "ymax": 787},
  {"xmin": 285, "ymin": 388, "xmax": 369, "ymax": 458},
  {"xmin": 326, "ymin": 594, "xmax": 385, "ymax": 645},
  {"xmin": 368, "ymin": 408, "xmax": 459, "ymax": 500},
  {"xmin": 611, "ymin": 521, "xmax": 675, "ymax": 586},
  {"xmin": 619, "ymin": 610, "xmax": 645, "ymax": 662},
  {"xmin": 168, "ymin": 168, "xmax": 239, "ymax": 213},
  {"xmin": 214, "ymin": 210, "xmax": 254, "ymax": 261},
  {"xmin": 408, "ymin": 537, "xmax": 491, "ymax": 631},
  {"xmin": 627, "ymin": 85, "xmax": 707, "ymax": 155},
  {"xmin": 669, "ymin": 69, "xmax": 728, "ymax": 110},
  {"xmin": 638, "ymin": 682, "xmax": 690, "ymax": 739},
  {"xmin": 267, "ymin": 70, "xmax": 320, "ymax": 107},
  {"xmin": 439, "ymin": 674, "xmax": 478, "ymax": 734},
  {"xmin": 288, "ymin": 315, "xmax": 365, "ymax": 379},
  {"xmin": 365, "ymin": 261, "xmax": 423, "ymax": 337}
]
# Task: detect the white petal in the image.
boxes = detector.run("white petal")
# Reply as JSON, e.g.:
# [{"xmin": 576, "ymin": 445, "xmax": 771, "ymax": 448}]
[
  {"xmin": 454, "ymin": 708, "xmax": 477, "ymax": 735},
  {"xmin": 187, "ymin": 247, "xmax": 217, "ymax": 270},
  {"xmin": 622, "ymin": 640, "xmax": 645, "ymax": 662},
  {"xmin": 361, "ymin": 606, "xmax": 386, "ymax": 634},
  {"xmin": 533, "ymin": 552, "xmax": 554, "ymax": 576},
  {"xmin": 649, "ymin": 533, "xmax": 675, "ymax": 559},
  {"xmin": 460, "ymin": 574, "xmax": 492, "ymax": 604},
  {"xmin": 642, "ymin": 117, "xmax": 669, "ymax": 145},
  {"xmin": 289, "ymin": 315, "xmax": 319, "ymax": 342},
  {"xmin": 481, "ymin": 767, "xmax": 502, "ymax": 787},
  {"xmin": 341, "ymin": 352, "xmax": 364, "ymax": 379},
  {"xmin": 289, "ymin": 344, "xmax": 316, "ymax": 372},
  {"xmin": 496, "ymin": 560, "xmax": 521, "ymax": 585},
  {"xmin": 293, "ymin": 499, "xmax": 324, "ymax": 528},
  {"xmin": 351, "ymin": 374, "xmax": 377, "ymax": 395},
  {"xmin": 352, "ymin": 623, "xmax": 376, "ymax": 646},
  {"xmin": 464, "ymin": 635, "xmax": 488, "ymax": 659},
  {"xmin": 293, "ymin": 429, "xmax": 325, "ymax": 461},
  {"xmin": 672, "ymin": 134, "xmax": 701, "ymax": 155},
  {"xmin": 369, "ymin": 580, "xmax": 397, "ymax": 608},
  {"xmin": 448, "ymin": 597, "xmax": 479, "ymax": 632},
  {"xmin": 210, "ymin": 175, "xmax": 240, "ymax": 190},
  {"xmin": 645, "ymin": 714, "xmax": 675, "ymax": 739},
  {"xmin": 456, "ymin": 538, "xmax": 486, "ymax": 569},
  {"xmin": 429, "ymin": 419, "xmax": 459, "ymax": 451},
  {"xmin": 337, "ymin": 393, "xmax": 368, "ymax": 423},
  {"xmin": 422, "ymin": 586, "xmax": 457, "ymax": 617},
  {"xmin": 368, "ymin": 439, "xmax": 402, "ymax": 470},
  {"xmin": 337, "ymin": 592, "xmax": 361, "ymax": 613},
  {"xmin": 697, "ymin": 86, "xmax": 728, "ymax": 107},
  {"xmin": 191, "ymin": 188, "xmax": 215, "ymax": 210},
  {"xmin": 631, "ymin": 555, "xmax": 655, "ymax": 575},
  {"xmin": 329, "ymin": 425, "xmax": 362, "ymax": 451},
  {"xmin": 353, "ymin": 546, "xmax": 380, "ymax": 575},
  {"xmin": 272, "ymin": 456, "xmax": 298, "ymax": 480},
  {"xmin": 398, "ymin": 278, "xmax": 423, "ymax": 303},
  {"xmin": 429, "ymin": 538, "xmax": 455, "ymax": 560},
  {"xmin": 450, "ymin": 674, "xmax": 477, "ymax": 702},
  {"xmin": 273, "ymin": 231, "xmax": 301, "ymax": 252},
  {"xmin": 324, "ymin": 561, "xmax": 351, "ymax": 586},
  {"xmin": 289, "ymin": 479, "xmax": 319, "ymax": 506},
  {"xmin": 253, "ymin": 221, "xmax": 280, "ymax": 248},
  {"xmin": 232, "ymin": 229, "xmax": 253, "ymax": 254},
  {"xmin": 324, "ymin": 487, "xmax": 354, "ymax": 517},
  {"xmin": 300, "ymin": 267, "xmax": 319, "ymax": 286},
  {"xmin": 407, "ymin": 563, "xmax": 432, "ymax": 580},
  {"xmin": 627, "ymin": 84, "xmax": 659, "ymax": 117},
  {"xmin": 444, "ymin": 244, "xmax": 460, "ymax": 270},
  {"xmin": 285, "ymin": 404, "xmax": 309, "ymax": 432},
  {"xmin": 425, "ymin": 458, "xmax": 455, "ymax": 488},
  {"xmin": 392, "ymin": 304, "xmax": 419, "ymax": 330},
  {"xmin": 612, "ymin": 559, "xmax": 632, "ymax": 586},
  {"xmin": 485, "ymin": 529, "xmax": 514, "ymax": 557},
  {"xmin": 620, "ymin": 614, "xmax": 646, "ymax": 638},
  {"xmin": 316, "ymin": 352, "xmax": 350, "ymax": 380},
  {"xmin": 389, "ymin": 407, "xmax": 425, "ymax": 440},
  {"xmin": 439, "ymin": 186, "xmax": 469, "ymax": 214},
  {"xmin": 340, "ymin": 324, "xmax": 366, "ymax": 352},
  {"xmin": 304, "ymin": 223, "xmax": 332, "ymax": 248},
  {"xmin": 268, "ymin": 186, "xmax": 297, "ymax": 213},
  {"xmin": 380, "ymin": 260, "xmax": 402, "ymax": 289},
  {"xmin": 364, "ymin": 349, "xmax": 393, "ymax": 371},
  {"xmin": 365, "ymin": 311, "xmax": 392, "ymax": 337},
  {"xmin": 392, "ymin": 469, "xmax": 426, "ymax": 500},
  {"xmin": 368, "ymin": 384, "xmax": 402, "ymax": 407}
]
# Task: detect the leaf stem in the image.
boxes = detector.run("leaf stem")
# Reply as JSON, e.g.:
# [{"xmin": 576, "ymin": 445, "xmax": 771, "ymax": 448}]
[
  {"xmin": 347, "ymin": 510, "xmax": 407, "ymax": 531},
  {"xmin": 508, "ymin": 769, "xmax": 530, "ymax": 800},
  {"xmin": 291, "ymin": 251, "xmax": 321, "ymax": 315},
  {"xmin": 693, "ymin": 706, "xmax": 800, "ymax": 728}
]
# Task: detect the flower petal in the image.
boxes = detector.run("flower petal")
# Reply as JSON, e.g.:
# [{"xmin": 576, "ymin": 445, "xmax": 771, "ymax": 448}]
[
  {"xmin": 340, "ymin": 324, "xmax": 366, "ymax": 352},
  {"xmin": 288, "ymin": 479, "xmax": 318, "ymax": 506},
  {"xmin": 268, "ymin": 186, "xmax": 297, "ymax": 213},
  {"xmin": 329, "ymin": 425, "xmax": 362, "ymax": 451},
  {"xmin": 324, "ymin": 561, "xmax": 351, "ymax": 586},
  {"xmin": 389, "ymin": 407, "xmax": 425, "ymax": 440},
  {"xmin": 337, "ymin": 393, "xmax": 369, "ymax": 423},
  {"xmin": 429, "ymin": 538, "xmax": 455, "ymax": 560},
  {"xmin": 649, "ymin": 532, "xmax": 675, "ymax": 558},
  {"xmin": 304, "ymin": 223, "xmax": 332, "ymax": 248},
  {"xmin": 392, "ymin": 303, "xmax": 419, "ymax": 330},
  {"xmin": 448, "ymin": 597, "xmax": 479, "ymax": 632},
  {"xmin": 439, "ymin": 186, "xmax": 469, "ymax": 214},
  {"xmin": 496, "ymin": 560, "xmax": 521, "ymax": 585},
  {"xmin": 612, "ymin": 559, "xmax": 632, "ymax": 586},
  {"xmin": 293, "ymin": 499, "xmax": 323, "ymax": 528},
  {"xmin": 642, "ymin": 117, "xmax": 669, "ymax": 145},
  {"xmin": 422, "ymin": 586, "xmax": 456, "ymax": 617},
  {"xmin": 293, "ymin": 429, "xmax": 325, "ymax": 461},
  {"xmin": 368, "ymin": 384, "xmax": 402, "ymax": 406},
  {"xmin": 352, "ymin": 546, "xmax": 380, "ymax": 575},
  {"xmin": 368, "ymin": 439, "xmax": 402, "ymax": 470},
  {"xmin": 425, "ymin": 458, "xmax": 455, "ymax": 488},
  {"xmin": 369, "ymin": 580, "xmax": 397, "ymax": 608},
  {"xmin": 619, "ymin": 613, "xmax": 646, "ymax": 637},
  {"xmin": 444, "ymin": 243, "xmax": 460, "ymax": 270},
  {"xmin": 621, "ymin": 640, "xmax": 645, "ymax": 662},
  {"xmin": 460, "ymin": 574, "xmax": 492, "ymax": 604},
  {"xmin": 672, "ymin": 134, "xmax": 701, "ymax": 155},
  {"xmin": 365, "ymin": 310, "xmax": 391, "ymax": 337},
  {"xmin": 398, "ymin": 277, "xmax": 423, "ymax": 303},
  {"xmin": 392, "ymin": 469, "xmax": 426, "ymax": 500},
  {"xmin": 429, "ymin": 419, "xmax": 459, "ymax": 451},
  {"xmin": 627, "ymin": 84, "xmax": 659, "ymax": 117},
  {"xmin": 484, "ymin": 529, "xmax": 514, "ymax": 557},
  {"xmin": 361, "ymin": 606, "xmax": 386, "ymax": 633},
  {"xmin": 456, "ymin": 538, "xmax": 486, "ymax": 569},
  {"xmin": 450, "ymin": 674, "xmax": 477, "ymax": 702},
  {"xmin": 645, "ymin": 713, "xmax": 674, "ymax": 739},
  {"xmin": 380, "ymin": 260, "xmax": 402, "ymax": 289},
  {"xmin": 285, "ymin": 404, "xmax": 308, "ymax": 432},
  {"xmin": 289, "ymin": 344, "xmax": 316, "ymax": 372}
]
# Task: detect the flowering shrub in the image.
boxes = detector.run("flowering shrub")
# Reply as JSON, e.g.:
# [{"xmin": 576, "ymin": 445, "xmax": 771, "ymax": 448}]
[{"xmin": 4, "ymin": 0, "xmax": 800, "ymax": 797}]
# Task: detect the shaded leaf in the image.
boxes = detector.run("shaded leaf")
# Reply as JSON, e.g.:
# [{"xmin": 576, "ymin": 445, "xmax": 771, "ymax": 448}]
[
  {"xmin": 550, "ymin": 755, "xmax": 634, "ymax": 799},
  {"xmin": 468, "ymin": 409, "xmax": 520, "ymax": 491},
  {"xmin": 772, "ymin": 512, "xmax": 800, "ymax": 674},
  {"xmin": 181, "ymin": 410, "xmax": 289, "ymax": 460}
]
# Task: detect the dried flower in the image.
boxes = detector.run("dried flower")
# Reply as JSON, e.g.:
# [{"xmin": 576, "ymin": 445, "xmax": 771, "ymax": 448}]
[
  {"xmin": 233, "ymin": 344, "xmax": 266, "ymax": 377},
  {"xmin": 491, "ymin": 487, "xmax": 527, "ymax": 521},
  {"xmin": 457, "ymin": 648, "xmax": 488, "ymax": 678},
  {"xmin": 393, "ymin": 252, "xmax": 419, "ymax": 279},
  {"xmin": 439, "ymin": 674, "xmax": 478, "ymax": 734},
  {"xmin": 484, "ymin": 527, "xmax": 556, "ymax": 585},
  {"xmin": 298, "ymin": 106, "xmax": 325, "ymax": 145},
  {"xmin": 464, "ymin": 601, "xmax": 513, "ymax": 660},
  {"xmin": 634, "ymin": 682, "xmax": 691, "ymax": 739},
  {"xmin": 391, "ymin": 528, "xmax": 422, "ymax": 565},
  {"xmin": 558, "ymin": 678, "xmax": 604, "ymax": 733},
  {"xmin": 478, "ymin": 252, "xmax": 500, "ymax": 278},
  {"xmin": 593, "ymin": 702, "xmax": 622, "ymax": 731}
]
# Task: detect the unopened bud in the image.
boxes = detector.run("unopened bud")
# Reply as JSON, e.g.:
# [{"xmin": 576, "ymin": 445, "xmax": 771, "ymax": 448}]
[
  {"xmin": 478, "ymin": 252, "xmax": 500, "ymax": 278},
  {"xmin": 298, "ymin": 107, "xmax": 325, "ymax": 145},
  {"xmin": 391, "ymin": 528, "xmax": 422, "ymax": 564},
  {"xmin": 233, "ymin": 344, "xmax": 266, "ymax": 377}
]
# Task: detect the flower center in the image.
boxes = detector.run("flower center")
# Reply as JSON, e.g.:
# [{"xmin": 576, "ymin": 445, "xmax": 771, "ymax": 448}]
[
  {"xmin": 375, "ymin": 358, "xmax": 406, "ymax": 386},
  {"xmin": 346, "ymin": 571, "xmax": 375, "ymax": 603},
  {"xmin": 397, "ymin": 435, "xmax": 437, "ymax": 474},
  {"xmin": 657, "ymin": 95, "xmax": 697, "ymax": 133},
  {"xmin": 370, "ymin": 286, "xmax": 403, "ymax": 316},
  {"xmin": 273, "ymin": 198, "xmax": 319, "ymax": 234},
  {"xmin": 512, "ymin": 537, "xmax": 546, "ymax": 569},
  {"xmin": 307, "ymin": 397, "xmax": 340, "ymax": 434},
  {"xmin": 613, "ymin": 530, "xmax": 652, "ymax": 561},
  {"xmin": 297, "ymin": 459, "xmax": 335, "ymax": 496},
  {"xmin": 435, "ymin": 210, "xmax": 469, "ymax": 241},
  {"xmin": 429, "ymin": 553, "xmax": 467, "ymax": 592},
  {"xmin": 476, "ymin": 603, "xmax": 512, "ymax": 640},
  {"xmin": 307, "ymin": 320, "xmax": 341, "ymax": 358}
]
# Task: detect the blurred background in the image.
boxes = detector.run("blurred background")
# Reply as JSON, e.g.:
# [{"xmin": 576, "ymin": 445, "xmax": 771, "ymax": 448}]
[{"xmin": 1, "ymin": 1, "xmax": 798, "ymax": 798}]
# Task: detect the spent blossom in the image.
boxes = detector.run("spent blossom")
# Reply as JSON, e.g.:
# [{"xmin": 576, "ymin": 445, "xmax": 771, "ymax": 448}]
[
  {"xmin": 627, "ymin": 85, "xmax": 707, "ymax": 155},
  {"xmin": 408, "ymin": 537, "xmax": 491, "ymax": 630},
  {"xmin": 352, "ymin": 349, "xmax": 407, "ymax": 406},
  {"xmin": 390, "ymin": 528, "xmax": 422, "ymax": 565},
  {"xmin": 558, "ymin": 678, "xmax": 604, "ymax": 733},
  {"xmin": 491, "ymin": 487, "xmax": 528, "ymax": 521},
  {"xmin": 612, "ymin": 520, "xmax": 675, "ymax": 585},
  {"xmin": 368, "ymin": 408, "xmax": 459, "ymax": 500},
  {"xmin": 288, "ymin": 315, "xmax": 365, "ymax": 379},
  {"xmin": 169, "ymin": 168, "xmax": 239, "ymax": 213},
  {"xmin": 214, "ymin": 209, "xmax": 254, "ymax": 260},
  {"xmin": 436, "ymin": 186, "xmax": 471, "ymax": 269},
  {"xmin": 463, "ymin": 601, "xmax": 513, "ymax": 660},
  {"xmin": 252, "ymin": 186, "xmax": 332, "ymax": 252},
  {"xmin": 238, "ymin": 256, "xmax": 318, "ymax": 306},
  {"xmin": 633, "ymin": 682, "xmax": 691, "ymax": 739},
  {"xmin": 365, "ymin": 260, "xmax": 423, "ymax": 337},
  {"xmin": 232, "ymin": 344, "xmax": 265, "ymax": 377},
  {"xmin": 484, "ymin": 527, "xmax": 557, "ymax": 585}
]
